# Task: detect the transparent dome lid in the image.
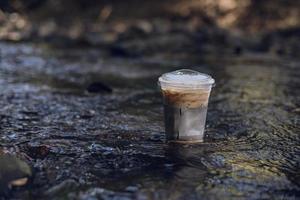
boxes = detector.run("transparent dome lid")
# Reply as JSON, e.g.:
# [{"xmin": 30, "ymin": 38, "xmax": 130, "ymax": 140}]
[{"xmin": 158, "ymin": 69, "xmax": 215, "ymax": 89}]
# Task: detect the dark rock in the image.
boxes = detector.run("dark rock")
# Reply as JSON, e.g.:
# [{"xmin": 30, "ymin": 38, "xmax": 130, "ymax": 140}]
[
  {"xmin": 234, "ymin": 46, "xmax": 243, "ymax": 55},
  {"xmin": 25, "ymin": 142, "xmax": 50, "ymax": 159},
  {"xmin": 19, "ymin": 0, "xmax": 46, "ymax": 10},
  {"xmin": 79, "ymin": 110, "xmax": 96, "ymax": 119},
  {"xmin": 125, "ymin": 185, "xmax": 139, "ymax": 192},
  {"xmin": 0, "ymin": 155, "xmax": 32, "ymax": 195},
  {"xmin": 276, "ymin": 48, "xmax": 285, "ymax": 55},
  {"xmin": 88, "ymin": 143, "xmax": 115, "ymax": 153},
  {"xmin": 44, "ymin": 179, "xmax": 79, "ymax": 197},
  {"xmin": 42, "ymin": 35, "xmax": 79, "ymax": 48},
  {"xmin": 258, "ymin": 27, "xmax": 300, "ymax": 57},
  {"xmin": 110, "ymin": 45, "xmax": 130, "ymax": 57},
  {"xmin": 84, "ymin": 32, "xmax": 118, "ymax": 46},
  {"xmin": 79, "ymin": 188, "xmax": 133, "ymax": 200},
  {"xmin": 20, "ymin": 110, "xmax": 39, "ymax": 116},
  {"xmin": 0, "ymin": 1, "xmax": 12, "ymax": 11},
  {"xmin": 86, "ymin": 82, "xmax": 113, "ymax": 93}
]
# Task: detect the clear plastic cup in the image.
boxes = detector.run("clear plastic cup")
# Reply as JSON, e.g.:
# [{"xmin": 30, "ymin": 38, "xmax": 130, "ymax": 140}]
[{"xmin": 158, "ymin": 69, "xmax": 215, "ymax": 143}]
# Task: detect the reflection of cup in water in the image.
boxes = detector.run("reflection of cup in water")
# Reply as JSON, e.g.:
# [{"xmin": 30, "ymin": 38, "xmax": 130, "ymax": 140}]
[{"xmin": 158, "ymin": 69, "xmax": 215, "ymax": 143}]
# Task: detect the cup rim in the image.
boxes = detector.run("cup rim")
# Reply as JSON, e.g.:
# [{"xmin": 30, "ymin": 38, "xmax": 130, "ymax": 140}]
[{"xmin": 158, "ymin": 69, "xmax": 215, "ymax": 89}]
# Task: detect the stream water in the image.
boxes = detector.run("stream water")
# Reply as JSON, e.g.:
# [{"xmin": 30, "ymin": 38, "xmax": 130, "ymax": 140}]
[{"xmin": 0, "ymin": 42, "xmax": 299, "ymax": 199}]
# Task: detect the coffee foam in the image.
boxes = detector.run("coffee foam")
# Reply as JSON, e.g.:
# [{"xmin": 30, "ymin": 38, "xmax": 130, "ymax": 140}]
[{"xmin": 159, "ymin": 69, "xmax": 214, "ymax": 89}]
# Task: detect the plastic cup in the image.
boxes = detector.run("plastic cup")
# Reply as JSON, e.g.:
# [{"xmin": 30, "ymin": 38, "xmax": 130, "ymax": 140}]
[{"xmin": 158, "ymin": 69, "xmax": 215, "ymax": 143}]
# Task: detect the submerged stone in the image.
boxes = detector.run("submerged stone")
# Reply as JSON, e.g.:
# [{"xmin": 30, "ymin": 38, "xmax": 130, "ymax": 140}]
[{"xmin": 86, "ymin": 82, "xmax": 113, "ymax": 93}]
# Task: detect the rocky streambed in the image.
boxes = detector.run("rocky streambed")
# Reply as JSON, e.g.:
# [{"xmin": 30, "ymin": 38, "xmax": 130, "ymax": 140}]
[{"xmin": 0, "ymin": 41, "xmax": 299, "ymax": 199}]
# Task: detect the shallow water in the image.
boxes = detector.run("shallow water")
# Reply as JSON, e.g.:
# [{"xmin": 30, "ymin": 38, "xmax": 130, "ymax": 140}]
[{"xmin": 0, "ymin": 42, "xmax": 299, "ymax": 199}]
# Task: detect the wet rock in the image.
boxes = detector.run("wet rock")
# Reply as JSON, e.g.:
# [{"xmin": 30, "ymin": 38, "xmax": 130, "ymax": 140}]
[
  {"xmin": 275, "ymin": 48, "xmax": 284, "ymax": 56},
  {"xmin": 4, "ymin": 0, "xmax": 46, "ymax": 10},
  {"xmin": 25, "ymin": 142, "xmax": 50, "ymax": 159},
  {"xmin": 20, "ymin": 110, "xmax": 39, "ymax": 116},
  {"xmin": 117, "ymin": 22, "xmax": 153, "ymax": 41},
  {"xmin": 0, "ymin": 154, "xmax": 32, "ymax": 194},
  {"xmin": 109, "ymin": 44, "xmax": 138, "ymax": 58},
  {"xmin": 88, "ymin": 143, "xmax": 115, "ymax": 153},
  {"xmin": 259, "ymin": 27, "xmax": 300, "ymax": 57},
  {"xmin": 148, "ymin": 134, "xmax": 164, "ymax": 142},
  {"xmin": 234, "ymin": 46, "xmax": 243, "ymax": 55},
  {"xmin": 88, "ymin": 143, "xmax": 117, "ymax": 157},
  {"xmin": 78, "ymin": 109, "xmax": 96, "ymax": 119},
  {"xmin": 125, "ymin": 186, "xmax": 139, "ymax": 192},
  {"xmin": 78, "ymin": 187, "xmax": 133, "ymax": 200},
  {"xmin": 86, "ymin": 82, "xmax": 113, "ymax": 93},
  {"xmin": 84, "ymin": 32, "xmax": 118, "ymax": 46},
  {"xmin": 44, "ymin": 179, "xmax": 79, "ymax": 197}
]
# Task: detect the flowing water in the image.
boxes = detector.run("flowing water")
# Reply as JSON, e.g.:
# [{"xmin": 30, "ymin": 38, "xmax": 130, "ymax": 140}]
[{"xmin": 0, "ymin": 42, "xmax": 299, "ymax": 199}]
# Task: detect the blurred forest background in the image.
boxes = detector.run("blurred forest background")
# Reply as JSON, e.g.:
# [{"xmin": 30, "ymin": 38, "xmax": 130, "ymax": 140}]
[
  {"xmin": 0, "ymin": 0, "xmax": 299, "ymax": 57},
  {"xmin": 0, "ymin": 1, "xmax": 300, "ymax": 199}
]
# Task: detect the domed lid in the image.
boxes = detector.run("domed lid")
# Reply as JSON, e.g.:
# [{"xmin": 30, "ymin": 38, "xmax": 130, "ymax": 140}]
[{"xmin": 158, "ymin": 69, "xmax": 215, "ymax": 89}]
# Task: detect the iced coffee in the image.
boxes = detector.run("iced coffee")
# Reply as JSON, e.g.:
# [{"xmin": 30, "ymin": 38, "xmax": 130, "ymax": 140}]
[{"xmin": 158, "ymin": 69, "xmax": 215, "ymax": 143}]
